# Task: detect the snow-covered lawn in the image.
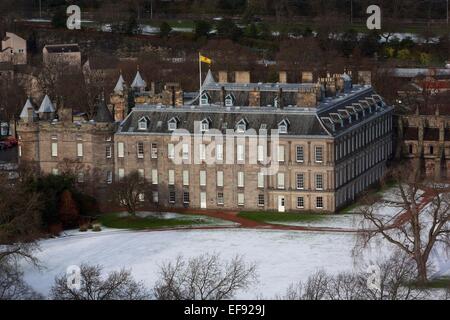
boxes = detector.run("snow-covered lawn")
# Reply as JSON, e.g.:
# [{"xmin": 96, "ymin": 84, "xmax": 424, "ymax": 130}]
[{"xmin": 23, "ymin": 229, "xmax": 389, "ymax": 299}]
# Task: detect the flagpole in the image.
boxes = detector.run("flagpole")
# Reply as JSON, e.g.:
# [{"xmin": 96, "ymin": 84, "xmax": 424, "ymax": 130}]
[{"xmin": 199, "ymin": 52, "xmax": 202, "ymax": 102}]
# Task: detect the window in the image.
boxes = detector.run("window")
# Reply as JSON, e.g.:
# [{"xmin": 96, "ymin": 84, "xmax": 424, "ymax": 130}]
[
  {"xmin": 200, "ymin": 93, "xmax": 210, "ymax": 106},
  {"xmin": 106, "ymin": 145, "xmax": 112, "ymax": 159},
  {"xmin": 152, "ymin": 169, "xmax": 158, "ymax": 185},
  {"xmin": 258, "ymin": 194, "xmax": 265, "ymax": 206},
  {"xmin": 316, "ymin": 174, "xmax": 323, "ymax": 190},
  {"xmin": 169, "ymin": 191, "xmax": 176, "ymax": 203},
  {"xmin": 152, "ymin": 191, "xmax": 159, "ymax": 203},
  {"xmin": 278, "ymin": 120, "xmax": 289, "ymax": 134},
  {"xmin": 77, "ymin": 143, "xmax": 83, "ymax": 157},
  {"xmin": 137, "ymin": 142, "xmax": 144, "ymax": 158},
  {"xmin": 277, "ymin": 173, "xmax": 285, "ymax": 189},
  {"xmin": 138, "ymin": 169, "xmax": 145, "ymax": 181},
  {"xmin": 296, "ymin": 146, "xmax": 304, "ymax": 162},
  {"xmin": 168, "ymin": 118, "xmax": 178, "ymax": 131},
  {"xmin": 408, "ymin": 144, "xmax": 413, "ymax": 154},
  {"xmin": 168, "ymin": 170, "xmax": 175, "ymax": 185},
  {"xmin": 315, "ymin": 146, "xmax": 323, "ymax": 163},
  {"xmin": 77, "ymin": 172, "xmax": 84, "ymax": 183},
  {"xmin": 216, "ymin": 144, "xmax": 223, "ymax": 161},
  {"xmin": 257, "ymin": 172, "xmax": 264, "ymax": 188},
  {"xmin": 237, "ymin": 193, "xmax": 245, "ymax": 206},
  {"xmin": 200, "ymin": 170, "xmax": 206, "ymax": 186},
  {"xmin": 297, "ymin": 197, "xmax": 304, "ymax": 209},
  {"xmin": 183, "ymin": 170, "xmax": 189, "ymax": 186},
  {"xmin": 236, "ymin": 120, "xmax": 247, "ymax": 133},
  {"xmin": 138, "ymin": 117, "xmax": 148, "ymax": 130},
  {"xmin": 199, "ymin": 144, "xmax": 206, "ymax": 161},
  {"xmin": 183, "ymin": 192, "xmax": 190, "ymax": 204},
  {"xmin": 217, "ymin": 192, "xmax": 224, "ymax": 205},
  {"xmin": 18, "ymin": 145, "xmax": 22, "ymax": 157},
  {"xmin": 182, "ymin": 144, "xmax": 189, "ymax": 160},
  {"xmin": 151, "ymin": 143, "xmax": 158, "ymax": 159},
  {"xmin": 217, "ymin": 171, "xmax": 224, "ymax": 187},
  {"xmin": 117, "ymin": 142, "xmax": 124, "ymax": 158},
  {"xmin": 200, "ymin": 119, "xmax": 209, "ymax": 132},
  {"xmin": 296, "ymin": 173, "xmax": 304, "ymax": 190},
  {"xmin": 278, "ymin": 145, "xmax": 285, "ymax": 162},
  {"xmin": 316, "ymin": 196, "xmax": 324, "ymax": 209},
  {"xmin": 225, "ymin": 94, "xmax": 234, "ymax": 107},
  {"xmin": 118, "ymin": 168, "xmax": 125, "ymax": 180},
  {"xmin": 168, "ymin": 144, "xmax": 175, "ymax": 159},
  {"xmin": 52, "ymin": 168, "xmax": 59, "ymax": 175},
  {"xmin": 237, "ymin": 172, "xmax": 244, "ymax": 188},
  {"xmin": 237, "ymin": 144, "xmax": 245, "ymax": 161},
  {"xmin": 257, "ymin": 145, "xmax": 264, "ymax": 162},
  {"xmin": 51, "ymin": 142, "xmax": 58, "ymax": 157},
  {"xmin": 106, "ymin": 171, "xmax": 113, "ymax": 184},
  {"xmin": 429, "ymin": 145, "xmax": 434, "ymax": 155}
]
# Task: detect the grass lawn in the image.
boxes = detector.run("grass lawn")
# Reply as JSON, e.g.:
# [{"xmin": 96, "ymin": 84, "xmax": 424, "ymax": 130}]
[
  {"xmin": 415, "ymin": 277, "xmax": 450, "ymax": 289},
  {"xmin": 238, "ymin": 211, "xmax": 327, "ymax": 224},
  {"xmin": 98, "ymin": 212, "xmax": 216, "ymax": 230}
]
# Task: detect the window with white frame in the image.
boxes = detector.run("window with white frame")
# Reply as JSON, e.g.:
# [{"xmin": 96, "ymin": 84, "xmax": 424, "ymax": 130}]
[
  {"xmin": 257, "ymin": 172, "xmax": 264, "ymax": 188},
  {"xmin": 237, "ymin": 144, "xmax": 245, "ymax": 161},
  {"xmin": 296, "ymin": 145, "xmax": 304, "ymax": 162},
  {"xmin": 168, "ymin": 143, "xmax": 175, "ymax": 159},
  {"xmin": 200, "ymin": 93, "xmax": 210, "ymax": 106},
  {"xmin": 199, "ymin": 144, "xmax": 206, "ymax": 161},
  {"xmin": 137, "ymin": 142, "xmax": 144, "ymax": 158},
  {"xmin": 106, "ymin": 171, "xmax": 113, "ymax": 184},
  {"xmin": 217, "ymin": 192, "xmax": 224, "ymax": 205},
  {"xmin": 257, "ymin": 145, "xmax": 265, "ymax": 163},
  {"xmin": 182, "ymin": 144, "xmax": 189, "ymax": 160},
  {"xmin": 278, "ymin": 120, "xmax": 289, "ymax": 134},
  {"xmin": 258, "ymin": 194, "xmax": 265, "ymax": 206},
  {"xmin": 200, "ymin": 119, "xmax": 209, "ymax": 132},
  {"xmin": 118, "ymin": 168, "xmax": 125, "ymax": 180},
  {"xmin": 237, "ymin": 193, "xmax": 245, "ymax": 206},
  {"xmin": 217, "ymin": 171, "xmax": 224, "ymax": 187},
  {"xmin": 183, "ymin": 170, "xmax": 189, "ymax": 186},
  {"xmin": 106, "ymin": 145, "xmax": 112, "ymax": 159},
  {"xmin": 151, "ymin": 169, "xmax": 158, "ymax": 184},
  {"xmin": 316, "ymin": 174, "xmax": 323, "ymax": 190},
  {"xmin": 117, "ymin": 142, "xmax": 124, "ymax": 158},
  {"xmin": 236, "ymin": 119, "xmax": 247, "ymax": 133},
  {"xmin": 168, "ymin": 170, "xmax": 175, "ymax": 185},
  {"xmin": 169, "ymin": 191, "xmax": 176, "ymax": 203},
  {"xmin": 138, "ymin": 117, "xmax": 148, "ymax": 130},
  {"xmin": 237, "ymin": 171, "xmax": 244, "ymax": 188},
  {"xmin": 225, "ymin": 94, "xmax": 234, "ymax": 107},
  {"xmin": 277, "ymin": 173, "xmax": 285, "ymax": 189},
  {"xmin": 138, "ymin": 169, "xmax": 145, "ymax": 181},
  {"xmin": 315, "ymin": 146, "xmax": 323, "ymax": 163},
  {"xmin": 297, "ymin": 197, "xmax": 304, "ymax": 209},
  {"xmin": 77, "ymin": 172, "xmax": 84, "ymax": 183},
  {"xmin": 216, "ymin": 144, "xmax": 223, "ymax": 161},
  {"xmin": 168, "ymin": 118, "xmax": 178, "ymax": 131},
  {"xmin": 77, "ymin": 143, "xmax": 83, "ymax": 157},
  {"xmin": 316, "ymin": 196, "xmax": 324, "ymax": 209},
  {"xmin": 199, "ymin": 170, "xmax": 206, "ymax": 186},
  {"xmin": 51, "ymin": 142, "xmax": 58, "ymax": 157},
  {"xmin": 278, "ymin": 145, "xmax": 285, "ymax": 162},
  {"xmin": 151, "ymin": 143, "xmax": 158, "ymax": 158},
  {"xmin": 152, "ymin": 191, "xmax": 159, "ymax": 203},
  {"xmin": 183, "ymin": 192, "xmax": 190, "ymax": 204},
  {"xmin": 52, "ymin": 168, "xmax": 59, "ymax": 175},
  {"xmin": 18, "ymin": 145, "xmax": 22, "ymax": 157},
  {"xmin": 296, "ymin": 173, "xmax": 304, "ymax": 190}
]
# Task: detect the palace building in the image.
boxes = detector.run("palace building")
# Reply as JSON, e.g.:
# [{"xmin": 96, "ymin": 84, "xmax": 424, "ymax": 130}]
[{"xmin": 17, "ymin": 70, "xmax": 393, "ymax": 213}]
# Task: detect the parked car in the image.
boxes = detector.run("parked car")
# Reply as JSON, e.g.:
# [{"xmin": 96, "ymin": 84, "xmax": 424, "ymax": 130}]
[{"xmin": 0, "ymin": 137, "xmax": 17, "ymax": 149}]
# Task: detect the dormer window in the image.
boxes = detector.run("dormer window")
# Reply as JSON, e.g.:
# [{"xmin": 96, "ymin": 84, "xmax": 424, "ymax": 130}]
[
  {"xmin": 138, "ymin": 117, "xmax": 149, "ymax": 130},
  {"xmin": 236, "ymin": 119, "xmax": 247, "ymax": 133},
  {"xmin": 200, "ymin": 92, "xmax": 210, "ymax": 106},
  {"xmin": 278, "ymin": 119, "xmax": 290, "ymax": 134},
  {"xmin": 225, "ymin": 94, "xmax": 235, "ymax": 107},
  {"xmin": 168, "ymin": 117, "xmax": 179, "ymax": 131},
  {"xmin": 200, "ymin": 118, "xmax": 210, "ymax": 132}
]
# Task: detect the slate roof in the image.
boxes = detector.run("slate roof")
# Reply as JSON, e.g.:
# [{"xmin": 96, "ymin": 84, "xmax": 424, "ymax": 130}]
[
  {"xmin": 94, "ymin": 99, "xmax": 114, "ymax": 123},
  {"xmin": 114, "ymin": 74, "xmax": 126, "ymax": 93},
  {"xmin": 38, "ymin": 95, "xmax": 55, "ymax": 113},
  {"xmin": 131, "ymin": 71, "xmax": 146, "ymax": 89},
  {"xmin": 19, "ymin": 98, "xmax": 37, "ymax": 120}
]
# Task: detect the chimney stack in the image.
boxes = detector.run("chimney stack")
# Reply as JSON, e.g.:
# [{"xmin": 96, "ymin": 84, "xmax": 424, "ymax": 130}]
[
  {"xmin": 302, "ymin": 71, "xmax": 313, "ymax": 83},
  {"xmin": 279, "ymin": 71, "xmax": 287, "ymax": 84},
  {"xmin": 235, "ymin": 71, "xmax": 250, "ymax": 84},
  {"xmin": 218, "ymin": 71, "xmax": 228, "ymax": 83}
]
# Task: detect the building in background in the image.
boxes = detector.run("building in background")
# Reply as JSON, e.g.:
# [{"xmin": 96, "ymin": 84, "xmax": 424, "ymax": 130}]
[{"xmin": 0, "ymin": 32, "xmax": 27, "ymax": 65}]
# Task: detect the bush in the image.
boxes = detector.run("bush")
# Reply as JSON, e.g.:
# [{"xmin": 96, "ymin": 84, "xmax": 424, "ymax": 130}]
[
  {"xmin": 194, "ymin": 20, "xmax": 212, "ymax": 39},
  {"xmin": 59, "ymin": 190, "xmax": 80, "ymax": 229},
  {"xmin": 159, "ymin": 22, "xmax": 172, "ymax": 38},
  {"xmin": 92, "ymin": 225, "xmax": 102, "ymax": 232},
  {"xmin": 79, "ymin": 225, "xmax": 88, "ymax": 232}
]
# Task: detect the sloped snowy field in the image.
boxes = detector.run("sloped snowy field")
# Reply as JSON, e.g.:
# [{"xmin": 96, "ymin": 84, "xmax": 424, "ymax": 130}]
[{"xmin": 22, "ymin": 228, "xmax": 391, "ymax": 299}]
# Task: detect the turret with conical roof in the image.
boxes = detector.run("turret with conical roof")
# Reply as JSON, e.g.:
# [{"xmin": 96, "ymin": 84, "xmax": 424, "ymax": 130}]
[
  {"xmin": 131, "ymin": 67, "xmax": 146, "ymax": 92},
  {"xmin": 38, "ymin": 95, "xmax": 56, "ymax": 120},
  {"xmin": 114, "ymin": 72, "xmax": 126, "ymax": 94},
  {"xmin": 19, "ymin": 98, "xmax": 37, "ymax": 123},
  {"xmin": 94, "ymin": 95, "xmax": 114, "ymax": 123}
]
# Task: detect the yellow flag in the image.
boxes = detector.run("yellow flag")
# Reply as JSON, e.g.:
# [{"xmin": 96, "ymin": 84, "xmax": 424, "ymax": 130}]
[{"xmin": 200, "ymin": 54, "xmax": 212, "ymax": 65}]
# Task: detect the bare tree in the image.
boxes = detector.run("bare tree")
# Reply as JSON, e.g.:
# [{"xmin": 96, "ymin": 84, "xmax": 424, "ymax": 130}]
[
  {"xmin": 50, "ymin": 264, "xmax": 150, "ymax": 300},
  {"xmin": 356, "ymin": 167, "xmax": 450, "ymax": 284},
  {"xmin": 112, "ymin": 171, "xmax": 151, "ymax": 216},
  {"xmin": 0, "ymin": 259, "xmax": 42, "ymax": 300},
  {"xmin": 153, "ymin": 253, "xmax": 258, "ymax": 300}
]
